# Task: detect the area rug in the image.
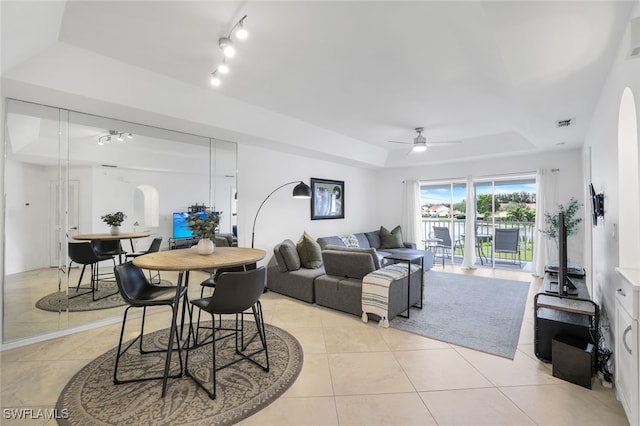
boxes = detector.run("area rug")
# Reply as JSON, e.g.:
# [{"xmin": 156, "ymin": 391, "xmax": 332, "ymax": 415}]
[
  {"xmin": 390, "ymin": 271, "xmax": 530, "ymax": 359},
  {"xmin": 56, "ymin": 320, "xmax": 303, "ymax": 425},
  {"xmin": 35, "ymin": 279, "xmax": 174, "ymax": 312},
  {"xmin": 35, "ymin": 281, "xmax": 125, "ymax": 312}
]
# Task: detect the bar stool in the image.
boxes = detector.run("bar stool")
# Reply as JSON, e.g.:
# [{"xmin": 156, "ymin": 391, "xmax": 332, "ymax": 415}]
[{"xmin": 185, "ymin": 266, "xmax": 269, "ymax": 399}]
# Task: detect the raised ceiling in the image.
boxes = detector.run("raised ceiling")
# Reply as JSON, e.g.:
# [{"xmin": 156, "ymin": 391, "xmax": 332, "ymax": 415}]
[{"xmin": 1, "ymin": 1, "xmax": 636, "ymax": 168}]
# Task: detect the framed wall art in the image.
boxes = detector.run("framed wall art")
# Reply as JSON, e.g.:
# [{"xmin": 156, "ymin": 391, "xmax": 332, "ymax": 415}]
[{"xmin": 310, "ymin": 178, "xmax": 344, "ymax": 220}]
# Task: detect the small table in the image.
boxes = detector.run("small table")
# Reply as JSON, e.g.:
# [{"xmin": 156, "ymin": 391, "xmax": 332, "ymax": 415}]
[
  {"xmin": 74, "ymin": 232, "xmax": 151, "ymax": 263},
  {"xmin": 133, "ymin": 246, "xmax": 266, "ymax": 397},
  {"xmin": 383, "ymin": 252, "xmax": 424, "ymax": 318}
]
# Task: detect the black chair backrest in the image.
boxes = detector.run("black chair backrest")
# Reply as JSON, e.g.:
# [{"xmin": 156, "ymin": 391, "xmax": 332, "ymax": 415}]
[
  {"xmin": 114, "ymin": 261, "xmax": 153, "ymax": 305},
  {"xmin": 68, "ymin": 242, "xmax": 101, "ymax": 265},
  {"xmin": 494, "ymin": 228, "xmax": 520, "ymax": 253},
  {"xmin": 147, "ymin": 237, "xmax": 163, "ymax": 253},
  {"xmin": 433, "ymin": 227, "xmax": 453, "ymax": 248},
  {"xmin": 92, "ymin": 240, "xmax": 123, "ymax": 255},
  {"xmin": 206, "ymin": 267, "xmax": 266, "ymax": 315}
]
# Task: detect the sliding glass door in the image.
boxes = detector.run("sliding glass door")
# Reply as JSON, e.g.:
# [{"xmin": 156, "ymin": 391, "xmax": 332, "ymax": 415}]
[{"xmin": 421, "ymin": 174, "xmax": 535, "ymax": 268}]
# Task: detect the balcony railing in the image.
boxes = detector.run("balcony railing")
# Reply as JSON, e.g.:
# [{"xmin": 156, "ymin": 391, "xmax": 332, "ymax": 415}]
[{"xmin": 421, "ymin": 218, "xmax": 535, "ymax": 263}]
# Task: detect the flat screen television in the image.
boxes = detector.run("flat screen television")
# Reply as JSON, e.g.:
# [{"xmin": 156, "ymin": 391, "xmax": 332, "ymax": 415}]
[
  {"xmin": 172, "ymin": 212, "xmax": 206, "ymax": 239},
  {"xmin": 557, "ymin": 212, "xmax": 578, "ymax": 296}
]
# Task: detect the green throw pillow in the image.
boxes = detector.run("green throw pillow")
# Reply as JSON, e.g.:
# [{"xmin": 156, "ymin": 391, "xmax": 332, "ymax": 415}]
[
  {"xmin": 297, "ymin": 232, "xmax": 323, "ymax": 269},
  {"xmin": 379, "ymin": 225, "xmax": 404, "ymax": 249}
]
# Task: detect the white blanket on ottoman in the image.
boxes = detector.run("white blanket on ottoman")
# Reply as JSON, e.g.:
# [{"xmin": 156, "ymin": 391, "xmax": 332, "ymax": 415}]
[{"xmin": 361, "ymin": 263, "xmax": 420, "ymax": 327}]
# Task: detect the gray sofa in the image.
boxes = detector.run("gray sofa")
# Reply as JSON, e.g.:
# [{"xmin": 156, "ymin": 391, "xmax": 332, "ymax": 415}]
[{"xmin": 266, "ymin": 230, "xmax": 433, "ymax": 318}]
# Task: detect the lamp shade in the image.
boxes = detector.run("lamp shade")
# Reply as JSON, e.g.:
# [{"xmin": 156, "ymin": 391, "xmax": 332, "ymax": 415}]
[{"xmin": 293, "ymin": 182, "xmax": 312, "ymax": 198}]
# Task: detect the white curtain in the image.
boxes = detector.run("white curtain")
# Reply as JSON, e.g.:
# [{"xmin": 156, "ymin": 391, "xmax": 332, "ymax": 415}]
[
  {"xmin": 533, "ymin": 168, "xmax": 558, "ymax": 276},
  {"xmin": 401, "ymin": 180, "xmax": 421, "ymax": 246},
  {"xmin": 462, "ymin": 176, "xmax": 477, "ymax": 269}
]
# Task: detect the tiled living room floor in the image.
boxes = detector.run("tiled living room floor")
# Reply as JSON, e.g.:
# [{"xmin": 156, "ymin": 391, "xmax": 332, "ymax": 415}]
[{"xmin": 0, "ymin": 265, "xmax": 629, "ymax": 425}]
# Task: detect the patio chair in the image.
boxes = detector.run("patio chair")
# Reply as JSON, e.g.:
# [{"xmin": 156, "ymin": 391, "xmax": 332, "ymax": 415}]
[
  {"xmin": 432, "ymin": 226, "xmax": 462, "ymax": 266},
  {"xmin": 494, "ymin": 228, "xmax": 521, "ymax": 265}
]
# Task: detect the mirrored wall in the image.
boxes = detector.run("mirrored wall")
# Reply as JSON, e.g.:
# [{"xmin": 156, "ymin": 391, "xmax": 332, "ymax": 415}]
[{"xmin": 2, "ymin": 98, "xmax": 237, "ymax": 343}]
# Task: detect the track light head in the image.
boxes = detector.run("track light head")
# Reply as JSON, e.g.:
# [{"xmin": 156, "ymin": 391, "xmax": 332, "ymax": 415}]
[
  {"xmin": 219, "ymin": 37, "xmax": 235, "ymax": 58},
  {"xmin": 235, "ymin": 17, "xmax": 248, "ymax": 39},
  {"xmin": 218, "ymin": 59, "xmax": 229, "ymax": 74},
  {"xmin": 127, "ymin": 132, "xmax": 133, "ymax": 139},
  {"xmin": 210, "ymin": 72, "xmax": 221, "ymax": 87}
]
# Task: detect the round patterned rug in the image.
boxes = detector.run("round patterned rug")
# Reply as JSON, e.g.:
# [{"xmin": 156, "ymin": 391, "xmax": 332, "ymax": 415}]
[
  {"xmin": 35, "ymin": 281, "xmax": 126, "ymax": 312},
  {"xmin": 56, "ymin": 320, "xmax": 303, "ymax": 425}
]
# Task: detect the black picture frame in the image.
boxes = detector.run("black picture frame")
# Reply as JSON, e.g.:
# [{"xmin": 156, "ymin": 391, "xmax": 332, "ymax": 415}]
[{"xmin": 311, "ymin": 178, "xmax": 344, "ymax": 220}]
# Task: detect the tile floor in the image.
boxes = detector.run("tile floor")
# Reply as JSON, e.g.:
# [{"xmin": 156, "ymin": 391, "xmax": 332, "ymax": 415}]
[{"xmin": 0, "ymin": 265, "xmax": 630, "ymax": 425}]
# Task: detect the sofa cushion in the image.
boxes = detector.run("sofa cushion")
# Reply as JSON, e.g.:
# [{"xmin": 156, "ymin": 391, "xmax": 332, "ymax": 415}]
[
  {"xmin": 317, "ymin": 235, "xmax": 345, "ymax": 249},
  {"xmin": 324, "ymin": 245, "xmax": 381, "ymax": 270},
  {"xmin": 321, "ymin": 250, "xmax": 376, "ymax": 279},
  {"xmin": 380, "ymin": 225, "xmax": 404, "ymax": 249},
  {"xmin": 279, "ymin": 239, "xmax": 301, "ymax": 271},
  {"xmin": 297, "ymin": 232, "xmax": 323, "ymax": 269},
  {"xmin": 364, "ymin": 230, "xmax": 381, "ymax": 249},
  {"xmin": 272, "ymin": 243, "xmax": 289, "ymax": 273}
]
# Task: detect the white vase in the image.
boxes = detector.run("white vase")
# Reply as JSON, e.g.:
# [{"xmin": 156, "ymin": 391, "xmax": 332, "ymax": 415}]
[
  {"xmin": 110, "ymin": 225, "xmax": 120, "ymax": 235},
  {"xmin": 196, "ymin": 238, "xmax": 215, "ymax": 255}
]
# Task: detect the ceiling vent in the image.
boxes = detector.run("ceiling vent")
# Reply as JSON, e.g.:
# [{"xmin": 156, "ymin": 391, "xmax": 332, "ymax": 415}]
[
  {"xmin": 556, "ymin": 118, "xmax": 574, "ymax": 128},
  {"xmin": 628, "ymin": 17, "xmax": 640, "ymax": 59}
]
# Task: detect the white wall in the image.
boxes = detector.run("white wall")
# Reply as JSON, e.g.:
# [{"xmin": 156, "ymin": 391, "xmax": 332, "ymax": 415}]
[
  {"xmin": 236, "ymin": 144, "xmax": 378, "ymax": 264},
  {"xmin": 583, "ymin": 3, "xmax": 640, "ymax": 345},
  {"xmin": 375, "ymin": 149, "xmax": 585, "ymax": 261}
]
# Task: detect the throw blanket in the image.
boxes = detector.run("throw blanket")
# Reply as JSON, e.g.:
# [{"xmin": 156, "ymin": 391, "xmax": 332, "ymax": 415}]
[{"xmin": 361, "ymin": 263, "xmax": 420, "ymax": 327}]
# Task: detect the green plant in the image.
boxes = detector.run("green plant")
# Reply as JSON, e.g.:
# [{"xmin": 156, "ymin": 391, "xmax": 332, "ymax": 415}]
[
  {"xmin": 187, "ymin": 211, "xmax": 221, "ymax": 240},
  {"xmin": 101, "ymin": 211, "xmax": 126, "ymax": 227},
  {"xmin": 541, "ymin": 198, "xmax": 582, "ymax": 241}
]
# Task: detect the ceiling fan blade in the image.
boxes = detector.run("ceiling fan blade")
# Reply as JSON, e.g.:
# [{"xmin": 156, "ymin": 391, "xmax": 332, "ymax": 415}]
[
  {"xmin": 426, "ymin": 140, "xmax": 461, "ymax": 146},
  {"xmin": 388, "ymin": 140, "xmax": 412, "ymax": 145}
]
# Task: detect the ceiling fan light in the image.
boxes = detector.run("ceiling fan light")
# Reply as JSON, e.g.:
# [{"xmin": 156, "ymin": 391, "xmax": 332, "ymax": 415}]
[{"xmin": 413, "ymin": 143, "xmax": 427, "ymax": 152}]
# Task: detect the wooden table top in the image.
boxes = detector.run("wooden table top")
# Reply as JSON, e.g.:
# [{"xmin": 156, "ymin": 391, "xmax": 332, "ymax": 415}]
[
  {"xmin": 132, "ymin": 247, "xmax": 266, "ymax": 272},
  {"xmin": 74, "ymin": 232, "xmax": 151, "ymax": 241}
]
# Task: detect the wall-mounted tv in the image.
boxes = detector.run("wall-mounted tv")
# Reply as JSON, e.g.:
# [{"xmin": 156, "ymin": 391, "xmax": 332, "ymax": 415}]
[
  {"xmin": 172, "ymin": 212, "xmax": 206, "ymax": 239},
  {"xmin": 589, "ymin": 183, "xmax": 605, "ymax": 226}
]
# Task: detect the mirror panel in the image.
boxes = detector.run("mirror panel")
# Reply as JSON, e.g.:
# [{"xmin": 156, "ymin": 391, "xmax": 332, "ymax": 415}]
[{"xmin": 2, "ymin": 99, "xmax": 237, "ymax": 343}]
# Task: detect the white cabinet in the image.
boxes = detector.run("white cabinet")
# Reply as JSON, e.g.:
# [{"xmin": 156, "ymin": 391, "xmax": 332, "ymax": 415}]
[{"xmin": 615, "ymin": 268, "xmax": 640, "ymax": 426}]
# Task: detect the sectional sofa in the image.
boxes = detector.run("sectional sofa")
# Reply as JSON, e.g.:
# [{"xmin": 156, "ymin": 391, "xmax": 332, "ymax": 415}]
[{"xmin": 266, "ymin": 229, "xmax": 434, "ymax": 320}]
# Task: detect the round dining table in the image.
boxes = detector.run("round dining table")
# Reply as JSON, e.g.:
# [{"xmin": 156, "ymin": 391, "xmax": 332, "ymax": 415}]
[{"xmin": 132, "ymin": 246, "xmax": 266, "ymax": 397}]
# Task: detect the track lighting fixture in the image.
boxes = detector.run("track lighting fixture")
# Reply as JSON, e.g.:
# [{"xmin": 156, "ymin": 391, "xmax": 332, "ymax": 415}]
[
  {"xmin": 97, "ymin": 130, "xmax": 133, "ymax": 145},
  {"xmin": 210, "ymin": 15, "xmax": 248, "ymax": 88}
]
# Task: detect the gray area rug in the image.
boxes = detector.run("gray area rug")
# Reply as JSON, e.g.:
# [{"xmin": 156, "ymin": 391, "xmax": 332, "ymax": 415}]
[
  {"xmin": 56, "ymin": 320, "xmax": 303, "ymax": 425},
  {"xmin": 390, "ymin": 271, "xmax": 530, "ymax": 359},
  {"xmin": 35, "ymin": 281, "xmax": 125, "ymax": 312}
]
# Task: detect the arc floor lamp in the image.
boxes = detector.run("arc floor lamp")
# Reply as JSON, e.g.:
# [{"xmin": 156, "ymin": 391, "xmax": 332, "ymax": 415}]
[{"xmin": 251, "ymin": 181, "xmax": 312, "ymax": 248}]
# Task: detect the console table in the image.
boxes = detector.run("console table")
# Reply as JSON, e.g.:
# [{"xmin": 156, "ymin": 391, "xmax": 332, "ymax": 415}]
[{"xmin": 533, "ymin": 274, "xmax": 599, "ymax": 368}]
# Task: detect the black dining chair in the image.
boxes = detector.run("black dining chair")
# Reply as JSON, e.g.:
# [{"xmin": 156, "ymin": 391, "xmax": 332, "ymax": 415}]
[
  {"xmin": 92, "ymin": 240, "xmax": 126, "ymax": 264},
  {"xmin": 126, "ymin": 237, "xmax": 163, "ymax": 283},
  {"xmin": 68, "ymin": 242, "xmax": 117, "ymax": 301},
  {"xmin": 113, "ymin": 261, "xmax": 187, "ymax": 391},
  {"xmin": 185, "ymin": 266, "xmax": 269, "ymax": 399}
]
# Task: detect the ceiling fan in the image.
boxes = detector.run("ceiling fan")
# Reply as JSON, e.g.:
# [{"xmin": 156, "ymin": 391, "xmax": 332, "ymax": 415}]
[{"xmin": 388, "ymin": 127, "xmax": 461, "ymax": 152}]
